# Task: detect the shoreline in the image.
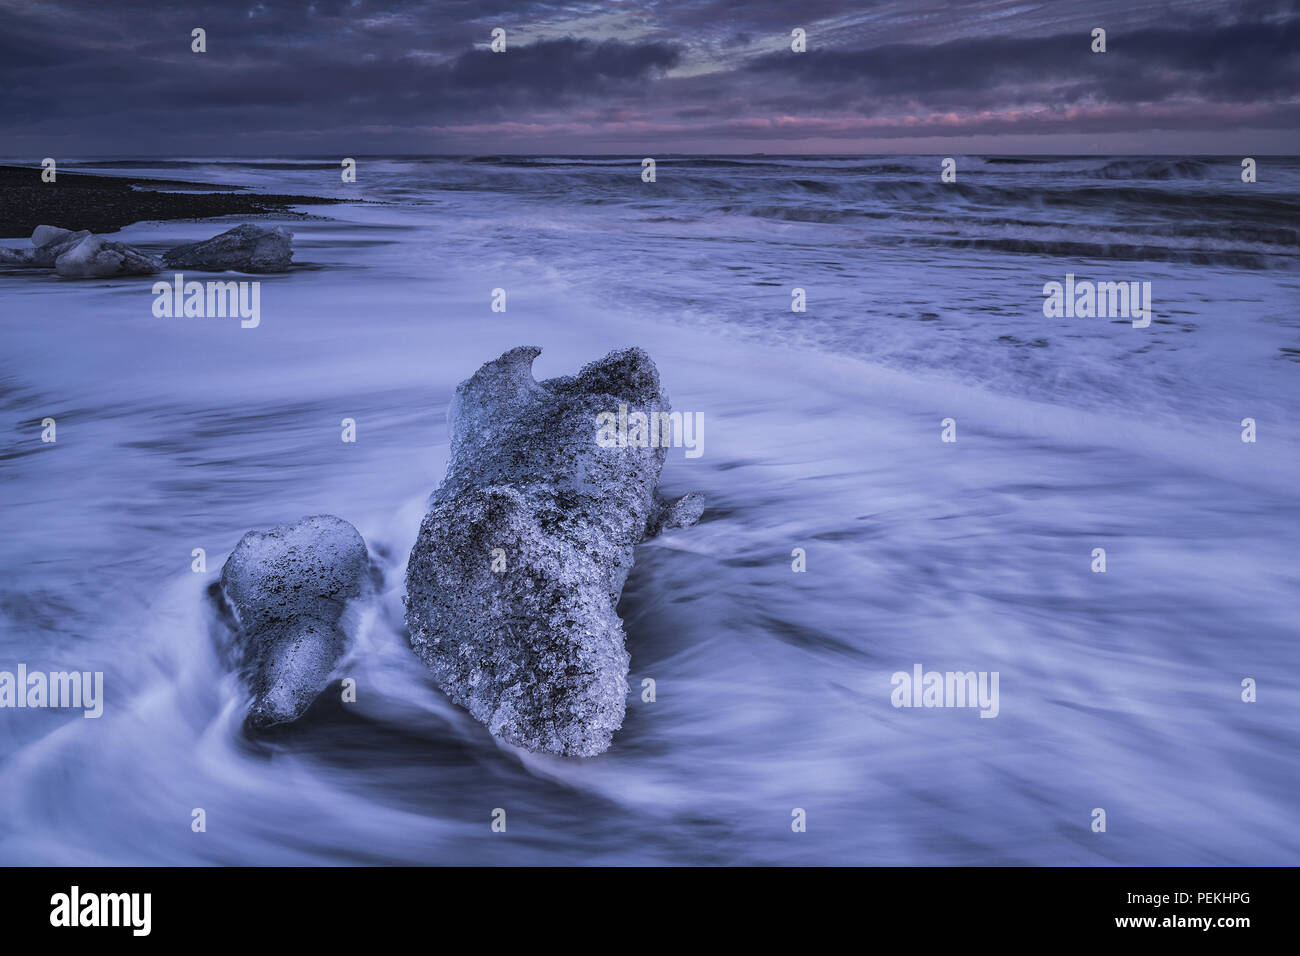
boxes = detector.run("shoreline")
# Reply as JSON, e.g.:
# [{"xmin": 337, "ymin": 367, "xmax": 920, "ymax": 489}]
[{"xmin": 0, "ymin": 164, "xmax": 342, "ymax": 239}]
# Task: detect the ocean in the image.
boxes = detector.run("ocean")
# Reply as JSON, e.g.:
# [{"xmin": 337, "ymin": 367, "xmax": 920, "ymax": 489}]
[{"xmin": 0, "ymin": 155, "xmax": 1297, "ymax": 864}]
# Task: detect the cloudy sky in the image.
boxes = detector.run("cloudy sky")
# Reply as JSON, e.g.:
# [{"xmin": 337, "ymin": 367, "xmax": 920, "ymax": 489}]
[{"xmin": 1, "ymin": 0, "xmax": 1297, "ymax": 155}]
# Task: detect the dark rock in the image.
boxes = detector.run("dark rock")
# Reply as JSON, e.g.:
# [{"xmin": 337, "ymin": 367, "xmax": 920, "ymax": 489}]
[
  {"xmin": 219, "ymin": 515, "xmax": 369, "ymax": 729},
  {"xmin": 404, "ymin": 346, "xmax": 703, "ymax": 757},
  {"xmin": 163, "ymin": 223, "xmax": 293, "ymax": 273},
  {"xmin": 650, "ymin": 491, "xmax": 707, "ymax": 534},
  {"xmin": 32, "ymin": 225, "xmax": 78, "ymax": 248},
  {"xmin": 30, "ymin": 228, "xmax": 91, "ymax": 267},
  {"xmin": 53, "ymin": 234, "xmax": 160, "ymax": 277}
]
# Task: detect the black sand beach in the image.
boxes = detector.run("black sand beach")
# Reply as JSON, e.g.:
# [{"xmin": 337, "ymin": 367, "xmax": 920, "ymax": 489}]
[{"xmin": 0, "ymin": 164, "xmax": 340, "ymax": 238}]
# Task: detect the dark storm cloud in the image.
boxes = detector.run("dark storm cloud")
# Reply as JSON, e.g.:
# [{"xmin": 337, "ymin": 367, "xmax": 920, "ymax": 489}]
[
  {"xmin": 745, "ymin": 18, "xmax": 1300, "ymax": 102},
  {"xmin": 446, "ymin": 37, "xmax": 679, "ymax": 92},
  {"xmin": 0, "ymin": 13, "xmax": 679, "ymax": 127},
  {"xmin": 0, "ymin": 0, "xmax": 1297, "ymax": 152}
]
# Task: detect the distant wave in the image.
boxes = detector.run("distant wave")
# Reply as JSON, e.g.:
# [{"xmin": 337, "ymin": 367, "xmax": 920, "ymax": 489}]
[
  {"xmin": 907, "ymin": 235, "xmax": 1295, "ymax": 269},
  {"xmin": 1096, "ymin": 158, "xmax": 1215, "ymax": 180}
]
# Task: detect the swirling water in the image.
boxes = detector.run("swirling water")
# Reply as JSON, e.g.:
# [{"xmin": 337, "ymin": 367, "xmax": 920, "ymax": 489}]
[{"xmin": 0, "ymin": 156, "xmax": 1297, "ymax": 864}]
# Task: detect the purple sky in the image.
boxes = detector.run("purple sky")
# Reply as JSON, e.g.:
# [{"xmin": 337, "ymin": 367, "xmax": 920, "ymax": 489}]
[{"xmin": 2, "ymin": 0, "xmax": 1297, "ymax": 155}]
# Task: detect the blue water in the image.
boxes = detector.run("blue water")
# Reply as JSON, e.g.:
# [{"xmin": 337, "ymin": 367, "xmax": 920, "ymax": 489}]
[{"xmin": 0, "ymin": 156, "xmax": 1297, "ymax": 864}]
